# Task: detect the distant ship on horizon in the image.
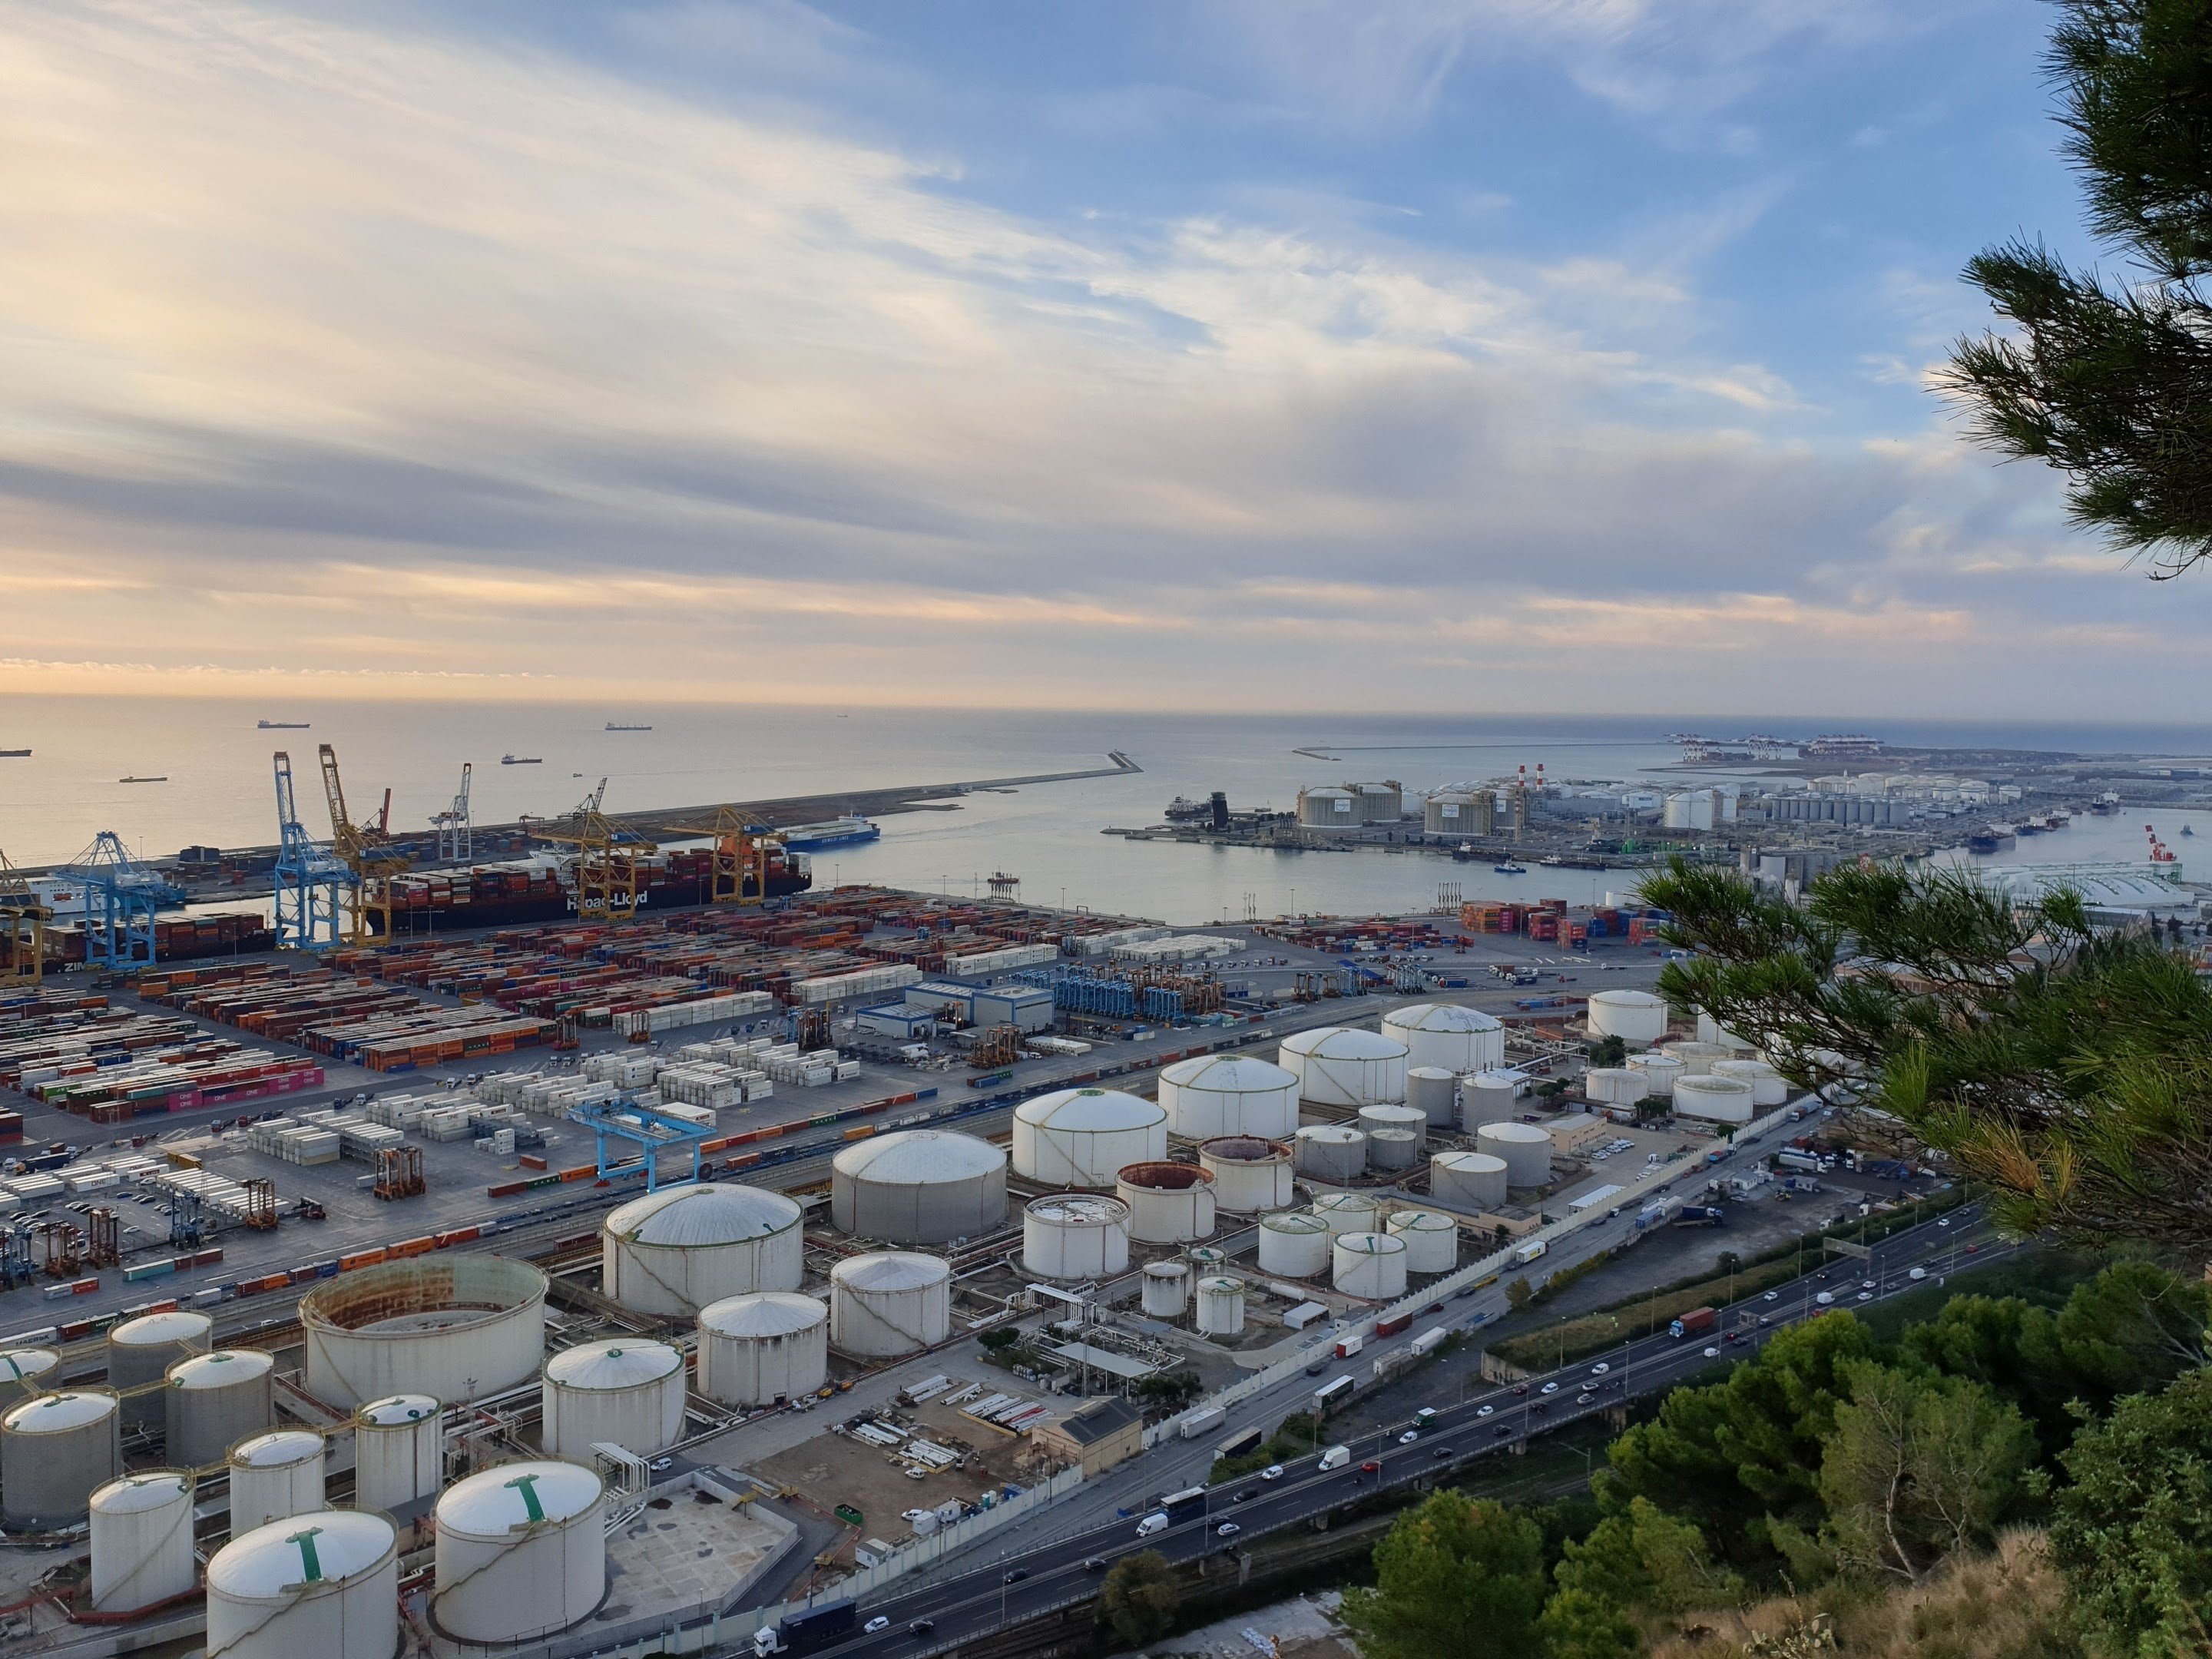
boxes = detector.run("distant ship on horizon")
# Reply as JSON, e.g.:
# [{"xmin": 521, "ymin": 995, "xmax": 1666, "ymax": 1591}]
[
  {"xmin": 502, "ymin": 754, "xmax": 542, "ymax": 766},
  {"xmin": 257, "ymin": 720, "xmax": 310, "ymax": 730},
  {"xmin": 605, "ymin": 722, "xmax": 652, "ymax": 732}
]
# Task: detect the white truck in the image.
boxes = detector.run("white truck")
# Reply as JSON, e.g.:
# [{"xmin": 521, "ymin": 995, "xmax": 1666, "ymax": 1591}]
[
  {"xmin": 1513, "ymin": 1238, "xmax": 1548, "ymax": 1265},
  {"xmin": 1317, "ymin": 1444, "xmax": 1352, "ymax": 1472},
  {"xmin": 1135, "ymin": 1512, "xmax": 1169, "ymax": 1537},
  {"xmin": 1177, "ymin": 1405, "xmax": 1227, "ymax": 1439}
]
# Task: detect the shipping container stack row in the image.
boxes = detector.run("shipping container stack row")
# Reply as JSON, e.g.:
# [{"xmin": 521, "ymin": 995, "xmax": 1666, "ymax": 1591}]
[
  {"xmin": 0, "ymin": 998, "xmax": 321, "ymax": 1124},
  {"xmin": 38, "ymin": 910, "xmax": 271, "ymax": 968}
]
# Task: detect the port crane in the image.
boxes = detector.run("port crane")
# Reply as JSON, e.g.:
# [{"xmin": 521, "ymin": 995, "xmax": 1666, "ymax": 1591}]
[
  {"xmin": 665, "ymin": 805, "xmax": 780, "ymax": 906},
  {"xmin": 319, "ymin": 744, "xmax": 412, "ymax": 946},
  {"xmin": 537, "ymin": 778, "xmax": 657, "ymax": 922},
  {"xmin": 0, "ymin": 848, "xmax": 46, "ymax": 988},
  {"xmin": 57, "ymin": 832, "xmax": 184, "ymax": 969},
  {"xmin": 431, "ymin": 762, "xmax": 473, "ymax": 862},
  {"xmin": 272, "ymin": 750, "xmax": 354, "ymax": 949}
]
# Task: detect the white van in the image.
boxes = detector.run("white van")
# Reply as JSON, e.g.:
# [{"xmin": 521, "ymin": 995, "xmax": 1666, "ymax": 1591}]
[{"xmin": 1135, "ymin": 1513, "xmax": 1169, "ymax": 1537}]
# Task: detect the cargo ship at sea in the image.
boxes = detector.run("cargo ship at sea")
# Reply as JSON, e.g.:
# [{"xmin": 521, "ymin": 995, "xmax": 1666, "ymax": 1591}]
[
  {"xmin": 775, "ymin": 816, "xmax": 881, "ymax": 850},
  {"xmin": 257, "ymin": 720, "xmax": 309, "ymax": 730}
]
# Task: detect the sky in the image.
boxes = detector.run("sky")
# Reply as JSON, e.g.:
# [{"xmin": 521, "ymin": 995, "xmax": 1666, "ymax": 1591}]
[{"xmin": 3, "ymin": 0, "xmax": 2206, "ymax": 717}]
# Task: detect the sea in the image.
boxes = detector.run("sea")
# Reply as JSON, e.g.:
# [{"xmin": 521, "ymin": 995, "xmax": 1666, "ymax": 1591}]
[{"xmin": 4, "ymin": 696, "xmax": 2212, "ymax": 926}]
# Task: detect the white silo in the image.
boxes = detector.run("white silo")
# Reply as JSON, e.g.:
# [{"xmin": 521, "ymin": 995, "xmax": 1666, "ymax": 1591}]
[
  {"xmin": 1430, "ymin": 1150, "xmax": 1508, "ymax": 1210},
  {"xmin": 1331, "ymin": 1233, "xmax": 1409, "ymax": 1300},
  {"xmin": 108, "ymin": 1310, "xmax": 211, "ymax": 1431},
  {"xmin": 228, "ymin": 1431, "xmax": 326, "ymax": 1531},
  {"xmin": 352, "ymin": 1394, "xmax": 442, "ymax": 1516},
  {"xmin": 1139, "ymin": 1261, "xmax": 1189, "ymax": 1318},
  {"xmin": 1256, "ymin": 1210, "xmax": 1331, "ymax": 1278},
  {"xmin": 1186, "ymin": 1246, "xmax": 1230, "ymax": 1274},
  {"xmin": 1627, "ymin": 1051, "xmax": 1685, "ymax": 1099},
  {"xmin": 541, "ymin": 1340, "xmax": 686, "ymax": 1462},
  {"xmin": 1712, "ymin": 1058, "xmax": 1787, "ymax": 1106},
  {"xmin": 1022, "ymin": 1194, "xmax": 1131, "ymax": 1281},
  {"xmin": 601, "ymin": 1183, "xmax": 805, "ymax": 1316},
  {"xmin": 1293, "ymin": 1124, "xmax": 1366, "ymax": 1182},
  {"xmin": 1013, "ymin": 1089, "xmax": 1168, "ymax": 1188},
  {"xmin": 1281, "ymin": 1026, "xmax": 1409, "ymax": 1107},
  {"xmin": 432, "ymin": 1461, "xmax": 604, "ymax": 1644},
  {"xmin": 302, "ymin": 1257, "xmax": 545, "ymax": 1409},
  {"xmin": 1358, "ymin": 1104, "xmax": 1428, "ymax": 1148},
  {"xmin": 1197, "ymin": 1137, "xmax": 1295, "ymax": 1212},
  {"xmin": 1, "ymin": 1390, "xmax": 121, "ymax": 1528},
  {"xmin": 1697, "ymin": 1013, "xmax": 1757, "ymax": 1053},
  {"xmin": 1193, "ymin": 1276, "xmax": 1246, "ymax": 1336},
  {"xmin": 166, "ymin": 1350, "xmax": 275, "ymax": 1468},
  {"xmin": 1662, "ymin": 1040, "xmax": 1730, "ymax": 1075},
  {"xmin": 1310, "ymin": 1191, "xmax": 1382, "ymax": 1237},
  {"xmin": 1584, "ymin": 1068, "xmax": 1648, "ymax": 1108},
  {"xmin": 831, "ymin": 1131, "xmax": 1008, "ymax": 1245},
  {"xmin": 697, "ymin": 1293, "xmax": 829, "ymax": 1409},
  {"xmin": 0, "ymin": 1348, "xmax": 58, "ymax": 1393},
  {"xmin": 830, "ymin": 1252, "xmax": 953, "ymax": 1358},
  {"xmin": 1673, "ymin": 1075, "xmax": 1757, "ymax": 1124},
  {"xmin": 1459, "ymin": 1071, "xmax": 1522, "ymax": 1128},
  {"xmin": 1475, "ymin": 1122, "xmax": 1551, "ymax": 1187},
  {"xmin": 1158, "ymin": 1055, "xmax": 1299, "ymax": 1140},
  {"xmin": 1114, "ymin": 1163, "xmax": 1217, "ymax": 1243},
  {"xmin": 89, "ymin": 1472, "xmax": 195, "ymax": 1614},
  {"xmin": 1383, "ymin": 1003, "xmax": 1505, "ymax": 1075},
  {"xmin": 1366, "ymin": 1128, "xmax": 1419, "ymax": 1171},
  {"xmin": 1386, "ymin": 1210, "xmax": 1458, "ymax": 1274},
  {"xmin": 207, "ymin": 1510, "xmax": 397, "ymax": 1659},
  {"xmin": 1406, "ymin": 1068, "xmax": 1459, "ymax": 1128},
  {"xmin": 1587, "ymin": 989, "xmax": 1668, "ymax": 1045}
]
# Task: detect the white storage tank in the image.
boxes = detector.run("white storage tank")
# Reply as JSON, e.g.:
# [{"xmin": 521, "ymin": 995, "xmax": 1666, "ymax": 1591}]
[
  {"xmin": 1406, "ymin": 1067, "xmax": 1458, "ymax": 1127},
  {"xmin": 1293, "ymin": 1124, "xmax": 1366, "ymax": 1183},
  {"xmin": 601, "ymin": 1182, "xmax": 805, "ymax": 1316},
  {"xmin": 1257, "ymin": 1210, "xmax": 1332, "ymax": 1277},
  {"xmin": 1022, "ymin": 1194, "xmax": 1131, "ymax": 1281},
  {"xmin": 1358, "ymin": 1103, "xmax": 1428, "ymax": 1148},
  {"xmin": 1366, "ymin": 1128, "xmax": 1419, "ymax": 1171},
  {"xmin": 0, "ymin": 1348, "xmax": 59, "ymax": 1394},
  {"xmin": 1459, "ymin": 1071, "xmax": 1522, "ymax": 1128},
  {"xmin": 1280, "ymin": 1027, "xmax": 1409, "ymax": 1107},
  {"xmin": 1475, "ymin": 1121, "xmax": 1552, "ymax": 1187},
  {"xmin": 1140, "ymin": 1261, "xmax": 1189, "ymax": 1317},
  {"xmin": 1, "ymin": 1390, "xmax": 121, "ymax": 1528},
  {"xmin": 432, "ymin": 1460, "xmax": 605, "ymax": 1643},
  {"xmin": 1013, "ymin": 1089, "xmax": 1168, "ymax": 1188},
  {"xmin": 1587, "ymin": 989, "xmax": 1668, "ymax": 1044},
  {"xmin": 1331, "ymin": 1232, "xmax": 1409, "ymax": 1300},
  {"xmin": 1674, "ymin": 1075, "xmax": 1757, "ymax": 1124},
  {"xmin": 697, "ymin": 1293, "xmax": 829, "ymax": 1409},
  {"xmin": 830, "ymin": 1252, "xmax": 953, "ymax": 1358},
  {"xmin": 1114, "ymin": 1163, "xmax": 1217, "ymax": 1243},
  {"xmin": 1711, "ymin": 1058, "xmax": 1787, "ymax": 1107},
  {"xmin": 1386, "ymin": 1210, "xmax": 1459, "ymax": 1274},
  {"xmin": 1430, "ymin": 1150, "xmax": 1508, "ymax": 1210},
  {"xmin": 1584, "ymin": 1067, "xmax": 1649, "ymax": 1107},
  {"xmin": 1197, "ymin": 1137, "xmax": 1294, "ymax": 1212},
  {"xmin": 1193, "ymin": 1276, "xmax": 1246, "ymax": 1336},
  {"xmin": 108, "ymin": 1310, "xmax": 211, "ymax": 1431},
  {"xmin": 302, "ymin": 1256, "xmax": 546, "ymax": 1409},
  {"xmin": 207, "ymin": 1510, "xmax": 397, "ymax": 1659},
  {"xmin": 1310, "ymin": 1190, "xmax": 1382, "ymax": 1237},
  {"xmin": 1158, "ymin": 1055, "xmax": 1300, "ymax": 1140},
  {"xmin": 228, "ymin": 1431, "xmax": 326, "ymax": 1531},
  {"xmin": 1697, "ymin": 1013, "xmax": 1757, "ymax": 1053},
  {"xmin": 352, "ymin": 1394, "xmax": 442, "ymax": 1516},
  {"xmin": 1662, "ymin": 1040, "xmax": 1730, "ymax": 1075},
  {"xmin": 1627, "ymin": 1051, "xmax": 1686, "ymax": 1099},
  {"xmin": 89, "ymin": 1471, "xmax": 196, "ymax": 1614},
  {"xmin": 541, "ymin": 1340, "xmax": 685, "ymax": 1462},
  {"xmin": 831, "ymin": 1131, "xmax": 1008, "ymax": 1245},
  {"xmin": 167, "ymin": 1350, "xmax": 274, "ymax": 1467},
  {"xmin": 1383, "ymin": 1003, "xmax": 1505, "ymax": 1075}
]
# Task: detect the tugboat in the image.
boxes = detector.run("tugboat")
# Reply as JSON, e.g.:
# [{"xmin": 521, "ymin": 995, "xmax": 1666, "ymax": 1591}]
[{"xmin": 1492, "ymin": 859, "xmax": 1528, "ymax": 875}]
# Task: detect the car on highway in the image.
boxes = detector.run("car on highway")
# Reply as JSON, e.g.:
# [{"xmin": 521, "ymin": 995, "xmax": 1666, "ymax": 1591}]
[
  {"xmin": 909, "ymin": 1620, "xmax": 935, "ymax": 1635},
  {"xmin": 1763, "ymin": 1290, "xmax": 1778, "ymax": 1301},
  {"xmin": 1305, "ymin": 1360, "xmax": 1330, "ymax": 1376},
  {"xmin": 1577, "ymin": 1392, "xmax": 1594, "ymax": 1404},
  {"xmin": 1430, "ymin": 1446, "xmax": 1453, "ymax": 1459},
  {"xmin": 1217, "ymin": 1522, "xmax": 1240, "ymax": 1537},
  {"xmin": 1703, "ymin": 1346, "xmax": 1720, "ymax": 1358},
  {"xmin": 1398, "ymin": 1430, "xmax": 1419, "ymax": 1444},
  {"xmin": 1003, "ymin": 1568, "xmax": 1029, "ymax": 1584},
  {"xmin": 1861, "ymin": 1280, "xmax": 1877, "ymax": 1290},
  {"xmin": 1857, "ymin": 1290, "xmax": 1873, "ymax": 1302},
  {"xmin": 865, "ymin": 1618, "xmax": 890, "ymax": 1633},
  {"xmin": 1260, "ymin": 1465, "xmax": 1284, "ymax": 1481},
  {"xmin": 1513, "ymin": 1383, "xmax": 1530, "ymax": 1396},
  {"xmin": 1477, "ymin": 1404, "xmax": 1494, "ymax": 1417},
  {"xmin": 1541, "ymin": 1382, "xmax": 1560, "ymax": 1395},
  {"xmin": 1590, "ymin": 1362, "xmax": 1609, "ymax": 1375},
  {"xmin": 1360, "ymin": 1459, "xmax": 1381, "ymax": 1472},
  {"xmin": 1083, "ymin": 1558, "xmax": 1108, "ymax": 1571},
  {"xmin": 1938, "ymin": 1217, "xmax": 1952, "ymax": 1227},
  {"xmin": 1233, "ymin": 1488, "xmax": 1260, "ymax": 1502}
]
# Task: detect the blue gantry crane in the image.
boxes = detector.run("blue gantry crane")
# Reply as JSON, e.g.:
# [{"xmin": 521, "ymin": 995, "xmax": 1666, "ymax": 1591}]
[
  {"xmin": 567, "ymin": 1098, "xmax": 714, "ymax": 1193},
  {"xmin": 56, "ymin": 832, "xmax": 185, "ymax": 969},
  {"xmin": 272, "ymin": 750, "xmax": 353, "ymax": 950}
]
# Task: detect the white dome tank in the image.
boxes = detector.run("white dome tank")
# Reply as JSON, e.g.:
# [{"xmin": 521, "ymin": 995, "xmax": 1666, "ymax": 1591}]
[
  {"xmin": 1430, "ymin": 1151, "xmax": 1508, "ymax": 1210},
  {"xmin": 1310, "ymin": 1191, "xmax": 1382, "ymax": 1237},
  {"xmin": 108, "ymin": 1310, "xmax": 211, "ymax": 1431},
  {"xmin": 228, "ymin": 1431, "xmax": 326, "ymax": 1531},
  {"xmin": 1193, "ymin": 1276, "xmax": 1246, "ymax": 1336},
  {"xmin": 0, "ymin": 1348, "xmax": 59, "ymax": 1394},
  {"xmin": 601, "ymin": 1182, "xmax": 805, "ymax": 1316},
  {"xmin": 697, "ymin": 1293, "xmax": 830, "ymax": 1408},
  {"xmin": 1114, "ymin": 1163, "xmax": 1217, "ymax": 1243},
  {"xmin": 2, "ymin": 1389, "xmax": 121, "ymax": 1528},
  {"xmin": 1382, "ymin": 1003, "xmax": 1505, "ymax": 1075},
  {"xmin": 1662, "ymin": 1040, "xmax": 1729, "ymax": 1074},
  {"xmin": 1711, "ymin": 1058, "xmax": 1787, "ymax": 1106},
  {"xmin": 302, "ymin": 1256, "xmax": 546, "ymax": 1409},
  {"xmin": 89, "ymin": 1472, "xmax": 196, "ymax": 1613},
  {"xmin": 1280, "ymin": 1027, "xmax": 1409, "ymax": 1107},
  {"xmin": 1588, "ymin": 989, "xmax": 1668, "ymax": 1044},
  {"xmin": 1406, "ymin": 1067, "xmax": 1458, "ymax": 1127},
  {"xmin": 1385, "ymin": 1210, "xmax": 1459, "ymax": 1274},
  {"xmin": 1673, "ymin": 1074, "xmax": 1757, "ymax": 1123},
  {"xmin": 1697, "ymin": 1013, "xmax": 1757, "ymax": 1052},
  {"xmin": 1256, "ymin": 1210, "xmax": 1331, "ymax": 1278},
  {"xmin": 1197, "ymin": 1137, "xmax": 1294, "ymax": 1212},
  {"xmin": 1366, "ymin": 1128, "xmax": 1419, "ymax": 1171},
  {"xmin": 1293, "ymin": 1124, "xmax": 1366, "ymax": 1183},
  {"xmin": 1158, "ymin": 1055, "xmax": 1299, "ymax": 1140},
  {"xmin": 1358, "ymin": 1103, "xmax": 1428, "ymax": 1147},
  {"xmin": 1013, "ymin": 1089, "xmax": 1168, "ymax": 1188},
  {"xmin": 433, "ymin": 1461, "xmax": 604, "ymax": 1643},
  {"xmin": 830, "ymin": 1252, "xmax": 953, "ymax": 1358},
  {"xmin": 1459, "ymin": 1071, "xmax": 1522, "ymax": 1128},
  {"xmin": 1475, "ymin": 1121, "xmax": 1551, "ymax": 1187},
  {"xmin": 1022, "ymin": 1194, "xmax": 1131, "ymax": 1281},
  {"xmin": 1627, "ymin": 1051, "xmax": 1686, "ymax": 1099},
  {"xmin": 831, "ymin": 1131, "xmax": 1008, "ymax": 1245},
  {"xmin": 207, "ymin": 1510, "xmax": 397, "ymax": 1659},
  {"xmin": 1584, "ymin": 1067, "xmax": 1648, "ymax": 1106},
  {"xmin": 1139, "ymin": 1262, "xmax": 1188, "ymax": 1317},
  {"xmin": 352, "ymin": 1394, "xmax": 442, "ymax": 1515},
  {"xmin": 1332, "ymin": 1232, "xmax": 1409, "ymax": 1300},
  {"xmin": 166, "ymin": 1349, "xmax": 275, "ymax": 1467},
  {"xmin": 541, "ymin": 1340, "xmax": 685, "ymax": 1461}
]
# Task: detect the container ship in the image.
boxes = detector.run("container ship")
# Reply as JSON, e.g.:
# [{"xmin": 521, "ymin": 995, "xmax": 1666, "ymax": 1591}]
[{"xmin": 373, "ymin": 845, "xmax": 811, "ymax": 932}]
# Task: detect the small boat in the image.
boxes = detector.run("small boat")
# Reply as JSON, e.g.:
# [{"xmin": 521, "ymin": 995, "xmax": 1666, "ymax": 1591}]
[
  {"xmin": 1493, "ymin": 860, "xmax": 1528, "ymax": 875},
  {"xmin": 118, "ymin": 776, "xmax": 167, "ymax": 784},
  {"xmin": 604, "ymin": 723, "xmax": 652, "ymax": 732},
  {"xmin": 502, "ymin": 754, "xmax": 542, "ymax": 766},
  {"xmin": 257, "ymin": 720, "xmax": 310, "ymax": 730},
  {"xmin": 2185, "ymin": 825, "xmax": 2196, "ymax": 838},
  {"xmin": 0, "ymin": 749, "xmax": 26, "ymax": 759}
]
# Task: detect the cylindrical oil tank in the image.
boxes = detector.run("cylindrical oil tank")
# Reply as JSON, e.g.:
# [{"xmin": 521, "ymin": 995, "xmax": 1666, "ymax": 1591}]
[
  {"xmin": 1013, "ymin": 1088, "xmax": 1168, "ymax": 1188},
  {"xmin": 1475, "ymin": 1121, "xmax": 1551, "ymax": 1187},
  {"xmin": 108, "ymin": 1310, "xmax": 211, "ymax": 1431},
  {"xmin": 166, "ymin": 1350, "xmax": 274, "ymax": 1468},
  {"xmin": 1584, "ymin": 1067, "xmax": 1649, "ymax": 1107},
  {"xmin": 432, "ymin": 1460, "xmax": 604, "ymax": 1644},
  {"xmin": 1662, "ymin": 1040, "xmax": 1729, "ymax": 1075},
  {"xmin": 1022, "ymin": 1194, "xmax": 1131, "ymax": 1281},
  {"xmin": 1587, "ymin": 989, "xmax": 1668, "ymax": 1044},
  {"xmin": 1310, "ymin": 1190, "xmax": 1382, "ymax": 1237},
  {"xmin": 89, "ymin": 1472, "xmax": 195, "ymax": 1614},
  {"xmin": 1358, "ymin": 1103, "xmax": 1428, "ymax": 1148},
  {"xmin": 1385, "ymin": 1210, "xmax": 1459, "ymax": 1274},
  {"xmin": 301, "ymin": 1256, "xmax": 546, "ymax": 1410},
  {"xmin": 1280, "ymin": 1027, "xmax": 1408, "ymax": 1107},
  {"xmin": 1459, "ymin": 1071, "xmax": 1522, "ymax": 1128},
  {"xmin": 1331, "ymin": 1232, "xmax": 1409, "ymax": 1300},
  {"xmin": 1697, "ymin": 1013, "xmax": 1757, "ymax": 1053},
  {"xmin": 1114, "ymin": 1163, "xmax": 1217, "ymax": 1243},
  {"xmin": 1256, "ymin": 1210, "xmax": 1331, "ymax": 1278},
  {"xmin": 352, "ymin": 1394, "xmax": 442, "ymax": 1516},
  {"xmin": 1193, "ymin": 1276, "xmax": 1246, "ymax": 1336},
  {"xmin": 1366, "ymin": 1128, "xmax": 1418, "ymax": 1171},
  {"xmin": 1627, "ymin": 1051, "xmax": 1686, "ymax": 1099},
  {"xmin": 228, "ymin": 1431, "xmax": 326, "ymax": 1532},
  {"xmin": 1406, "ymin": 1067, "xmax": 1458, "ymax": 1127},
  {"xmin": 601, "ymin": 1182, "xmax": 804, "ymax": 1317},
  {"xmin": 1382, "ymin": 1003, "xmax": 1505, "ymax": 1075},
  {"xmin": 1430, "ymin": 1151, "xmax": 1508, "ymax": 1210},
  {"xmin": 831, "ymin": 1130, "xmax": 1008, "ymax": 1245},
  {"xmin": 1197, "ymin": 1137, "xmax": 1294, "ymax": 1212},
  {"xmin": 697, "ymin": 1293, "xmax": 830, "ymax": 1409},
  {"xmin": 1158, "ymin": 1055, "xmax": 1299, "ymax": 1141},
  {"xmin": 830, "ymin": 1252, "xmax": 953, "ymax": 1358},
  {"xmin": 0, "ymin": 1348, "xmax": 59, "ymax": 1394},
  {"xmin": 1186, "ymin": 1245, "xmax": 1229, "ymax": 1273},
  {"xmin": 1, "ymin": 1390, "xmax": 121, "ymax": 1527},
  {"xmin": 1711, "ymin": 1058, "xmax": 1787, "ymax": 1106},
  {"xmin": 1673, "ymin": 1075, "xmax": 1757, "ymax": 1124},
  {"xmin": 541, "ymin": 1340, "xmax": 685, "ymax": 1462},
  {"xmin": 207, "ymin": 1510, "xmax": 397, "ymax": 1659},
  {"xmin": 1293, "ymin": 1124, "xmax": 1366, "ymax": 1182},
  {"xmin": 1139, "ymin": 1261, "xmax": 1188, "ymax": 1317}
]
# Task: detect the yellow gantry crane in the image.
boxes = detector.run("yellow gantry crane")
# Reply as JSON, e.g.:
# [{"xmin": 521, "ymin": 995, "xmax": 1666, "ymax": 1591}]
[
  {"xmin": 537, "ymin": 778, "xmax": 658, "ymax": 922},
  {"xmin": 0, "ymin": 849, "xmax": 47, "ymax": 988},
  {"xmin": 318, "ymin": 743, "xmax": 411, "ymax": 946},
  {"xmin": 666, "ymin": 805, "xmax": 782, "ymax": 906}
]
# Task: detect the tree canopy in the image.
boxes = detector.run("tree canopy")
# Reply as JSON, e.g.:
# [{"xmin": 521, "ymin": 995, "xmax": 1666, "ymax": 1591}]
[
  {"xmin": 1098, "ymin": 1549, "xmax": 1180, "ymax": 1646},
  {"xmin": 1339, "ymin": 1490, "xmax": 1551, "ymax": 1659}
]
